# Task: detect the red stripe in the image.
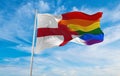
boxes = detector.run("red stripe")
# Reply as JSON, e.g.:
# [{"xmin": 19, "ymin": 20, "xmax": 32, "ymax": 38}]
[
  {"xmin": 62, "ymin": 11, "xmax": 103, "ymax": 20},
  {"xmin": 37, "ymin": 28, "xmax": 78, "ymax": 37},
  {"xmin": 37, "ymin": 27, "xmax": 78, "ymax": 46},
  {"xmin": 37, "ymin": 27, "xmax": 78, "ymax": 37},
  {"xmin": 37, "ymin": 28, "xmax": 62, "ymax": 37}
]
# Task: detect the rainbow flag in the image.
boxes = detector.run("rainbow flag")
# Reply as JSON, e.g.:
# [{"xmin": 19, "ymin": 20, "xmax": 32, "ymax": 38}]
[{"xmin": 58, "ymin": 11, "xmax": 104, "ymax": 45}]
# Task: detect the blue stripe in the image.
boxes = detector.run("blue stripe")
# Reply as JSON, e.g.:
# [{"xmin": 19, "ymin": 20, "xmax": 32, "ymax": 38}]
[{"xmin": 80, "ymin": 34, "xmax": 104, "ymax": 41}]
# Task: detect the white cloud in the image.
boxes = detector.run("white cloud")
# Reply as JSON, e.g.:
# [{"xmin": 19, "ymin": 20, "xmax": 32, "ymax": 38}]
[
  {"xmin": 38, "ymin": 0, "xmax": 50, "ymax": 12},
  {"xmin": 3, "ymin": 58, "xmax": 20, "ymax": 62},
  {"xmin": 1, "ymin": 45, "xmax": 120, "ymax": 76},
  {"xmin": 0, "ymin": 2, "xmax": 34, "ymax": 40},
  {"xmin": 11, "ymin": 44, "xmax": 31, "ymax": 52},
  {"xmin": 0, "ymin": 66, "xmax": 29, "ymax": 76},
  {"xmin": 101, "ymin": 5, "xmax": 120, "ymax": 23},
  {"xmin": 54, "ymin": 5, "xmax": 66, "ymax": 15},
  {"xmin": 102, "ymin": 24, "xmax": 120, "ymax": 45},
  {"xmin": 32, "ymin": 45, "xmax": 120, "ymax": 76},
  {"xmin": 72, "ymin": 6, "xmax": 98, "ymax": 14},
  {"xmin": 1, "ymin": 64, "xmax": 120, "ymax": 76},
  {"xmin": 0, "ymin": 2, "xmax": 34, "ymax": 52},
  {"xmin": 34, "ymin": 66, "xmax": 120, "ymax": 76},
  {"xmin": 72, "ymin": 6, "xmax": 79, "ymax": 11}
]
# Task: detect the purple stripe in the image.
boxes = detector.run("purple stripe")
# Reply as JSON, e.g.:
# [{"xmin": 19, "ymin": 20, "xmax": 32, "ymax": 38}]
[{"xmin": 85, "ymin": 40, "xmax": 103, "ymax": 45}]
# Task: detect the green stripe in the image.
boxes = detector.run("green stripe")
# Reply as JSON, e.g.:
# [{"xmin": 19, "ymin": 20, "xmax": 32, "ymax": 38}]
[{"xmin": 76, "ymin": 28, "xmax": 103, "ymax": 35}]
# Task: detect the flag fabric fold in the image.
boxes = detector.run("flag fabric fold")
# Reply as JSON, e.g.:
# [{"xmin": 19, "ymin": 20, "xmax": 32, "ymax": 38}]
[{"xmin": 35, "ymin": 11, "xmax": 104, "ymax": 53}]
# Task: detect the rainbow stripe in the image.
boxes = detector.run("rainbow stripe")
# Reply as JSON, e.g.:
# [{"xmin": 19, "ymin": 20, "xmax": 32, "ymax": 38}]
[{"xmin": 58, "ymin": 11, "xmax": 104, "ymax": 45}]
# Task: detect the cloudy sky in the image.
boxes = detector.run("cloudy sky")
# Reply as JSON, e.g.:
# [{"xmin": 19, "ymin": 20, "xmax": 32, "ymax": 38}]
[{"xmin": 0, "ymin": 0, "xmax": 120, "ymax": 76}]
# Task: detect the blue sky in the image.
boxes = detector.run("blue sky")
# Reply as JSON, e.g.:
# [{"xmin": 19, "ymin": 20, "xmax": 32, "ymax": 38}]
[{"xmin": 0, "ymin": 0, "xmax": 120, "ymax": 76}]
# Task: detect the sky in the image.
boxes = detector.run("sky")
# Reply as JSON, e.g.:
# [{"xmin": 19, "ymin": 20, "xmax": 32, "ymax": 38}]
[{"xmin": 0, "ymin": 0, "xmax": 120, "ymax": 76}]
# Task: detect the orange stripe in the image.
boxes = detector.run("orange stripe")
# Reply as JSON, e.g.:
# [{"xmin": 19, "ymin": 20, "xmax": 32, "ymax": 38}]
[{"xmin": 59, "ymin": 19, "xmax": 99, "ymax": 27}]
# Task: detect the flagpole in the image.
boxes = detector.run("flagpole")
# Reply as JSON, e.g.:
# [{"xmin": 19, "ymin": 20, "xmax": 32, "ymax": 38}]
[{"xmin": 30, "ymin": 9, "xmax": 37, "ymax": 76}]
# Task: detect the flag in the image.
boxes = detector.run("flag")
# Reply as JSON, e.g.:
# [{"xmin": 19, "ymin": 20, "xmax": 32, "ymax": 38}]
[{"xmin": 35, "ymin": 11, "xmax": 104, "ymax": 53}]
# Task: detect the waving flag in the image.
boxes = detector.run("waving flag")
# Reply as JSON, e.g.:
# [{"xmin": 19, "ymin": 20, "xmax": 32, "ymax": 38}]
[{"xmin": 36, "ymin": 11, "xmax": 104, "ymax": 53}]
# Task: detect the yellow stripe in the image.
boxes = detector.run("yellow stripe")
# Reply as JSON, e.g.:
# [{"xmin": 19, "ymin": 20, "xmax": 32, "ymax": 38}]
[
  {"xmin": 68, "ymin": 22, "xmax": 100, "ymax": 32},
  {"xmin": 59, "ymin": 19, "xmax": 100, "ymax": 27}
]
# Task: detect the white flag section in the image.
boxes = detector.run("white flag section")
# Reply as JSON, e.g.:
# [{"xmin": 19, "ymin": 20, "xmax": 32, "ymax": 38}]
[
  {"xmin": 35, "ymin": 14, "xmax": 62, "ymax": 53},
  {"xmin": 35, "ymin": 14, "xmax": 85, "ymax": 53}
]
